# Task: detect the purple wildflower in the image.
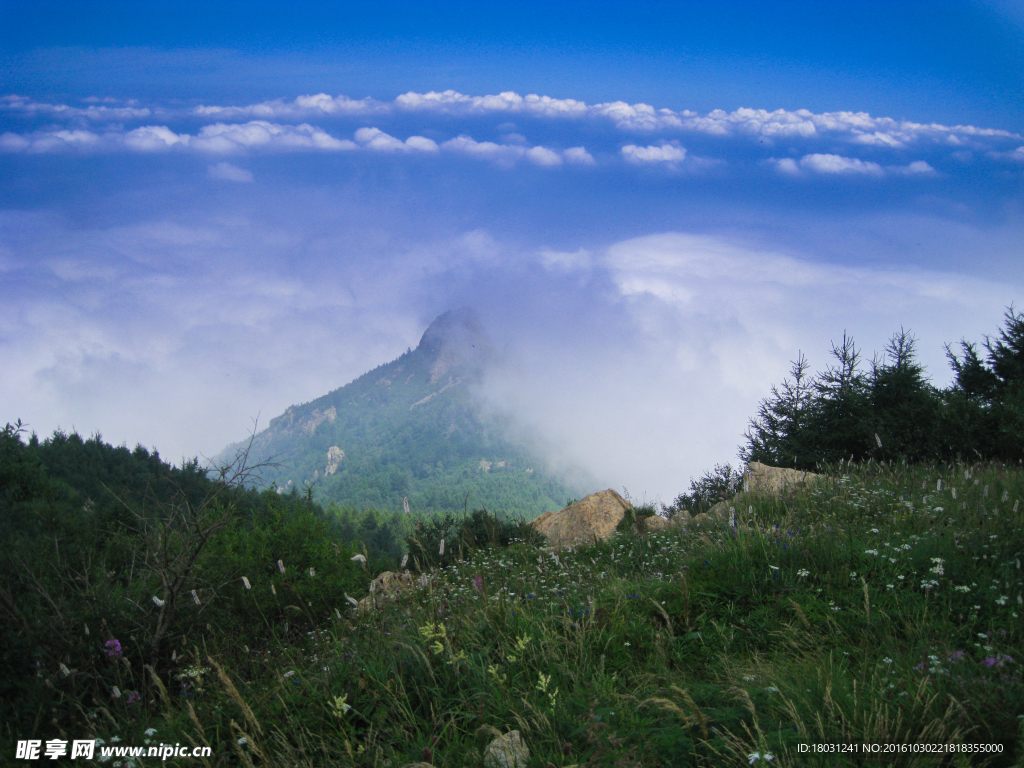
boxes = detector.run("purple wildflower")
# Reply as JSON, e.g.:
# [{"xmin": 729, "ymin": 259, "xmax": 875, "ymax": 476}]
[
  {"xmin": 984, "ymin": 655, "xmax": 1013, "ymax": 668},
  {"xmin": 473, "ymin": 576, "xmax": 484, "ymax": 593},
  {"xmin": 105, "ymin": 639, "xmax": 122, "ymax": 659},
  {"xmin": 126, "ymin": 690, "xmax": 141, "ymax": 706}
]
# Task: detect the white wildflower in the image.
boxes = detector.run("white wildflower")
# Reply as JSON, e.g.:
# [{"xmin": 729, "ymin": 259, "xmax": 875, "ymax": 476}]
[
  {"xmin": 278, "ymin": 559, "xmax": 286, "ymax": 573},
  {"xmin": 152, "ymin": 596, "xmax": 164, "ymax": 607},
  {"xmin": 242, "ymin": 577, "xmax": 251, "ymax": 590}
]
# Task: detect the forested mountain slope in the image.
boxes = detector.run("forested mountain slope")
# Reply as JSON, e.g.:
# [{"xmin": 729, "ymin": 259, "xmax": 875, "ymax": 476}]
[{"xmin": 216, "ymin": 309, "xmax": 584, "ymax": 517}]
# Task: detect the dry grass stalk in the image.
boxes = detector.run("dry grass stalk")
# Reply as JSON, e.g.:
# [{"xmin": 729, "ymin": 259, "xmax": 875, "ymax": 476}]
[{"xmin": 209, "ymin": 655, "xmax": 263, "ymax": 736}]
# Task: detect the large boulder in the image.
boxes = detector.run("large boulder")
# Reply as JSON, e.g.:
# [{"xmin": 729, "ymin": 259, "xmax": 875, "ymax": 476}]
[
  {"xmin": 530, "ymin": 489, "xmax": 645, "ymax": 548},
  {"xmin": 694, "ymin": 462, "xmax": 820, "ymax": 525},
  {"xmin": 743, "ymin": 461, "xmax": 818, "ymax": 496},
  {"xmin": 483, "ymin": 731, "xmax": 529, "ymax": 768}
]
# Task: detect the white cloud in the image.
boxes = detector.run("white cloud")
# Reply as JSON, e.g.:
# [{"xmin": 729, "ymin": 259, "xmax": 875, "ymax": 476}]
[
  {"xmin": 621, "ymin": 143, "xmax": 686, "ymax": 164},
  {"xmin": 798, "ymin": 153, "xmax": 884, "ymax": 176},
  {"xmin": 440, "ymin": 135, "xmax": 576, "ymax": 168},
  {"xmin": 891, "ymin": 160, "xmax": 937, "ymax": 176},
  {"xmin": 124, "ymin": 125, "xmax": 188, "ymax": 151},
  {"xmin": 354, "ymin": 127, "xmax": 439, "ymax": 153},
  {"xmin": 1, "ymin": 94, "xmax": 152, "ymax": 121},
  {"xmin": 525, "ymin": 146, "xmax": 562, "ymax": 167},
  {"xmin": 190, "ymin": 121, "xmax": 355, "ymax": 153},
  {"xmin": 192, "ymin": 93, "xmax": 382, "ymax": 120},
  {"xmin": 538, "ymin": 247, "xmax": 592, "ymax": 272},
  {"xmin": 563, "ymin": 146, "xmax": 596, "ymax": 165},
  {"xmin": 0, "ymin": 128, "xmax": 103, "ymax": 153},
  {"xmin": 208, "ymin": 162, "xmax": 254, "ymax": 182}
]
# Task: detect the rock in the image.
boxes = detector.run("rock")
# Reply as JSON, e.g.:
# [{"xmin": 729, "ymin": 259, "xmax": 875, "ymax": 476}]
[
  {"xmin": 686, "ymin": 462, "xmax": 819, "ymax": 527},
  {"xmin": 529, "ymin": 490, "xmax": 632, "ymax": 548},
  {"xmin": 355, "ymin": 570, "xmax": 415, "ymax": 611},
  {"xmin": 483, "ymin": 731, "xmax": 529, "ymax": 768},
  {"xmin": 743, "ymin": 461, "xmax": 818, "ymax": 496},
  {"xmin": 325, "ymin": 446, "xmax": 345, "ymax": 475}
]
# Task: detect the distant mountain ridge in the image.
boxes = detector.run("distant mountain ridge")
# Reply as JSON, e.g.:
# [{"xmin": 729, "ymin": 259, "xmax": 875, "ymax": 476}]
[{"xmin": 217, "ymin": 309, "xmax": 584, "ymax": 517}]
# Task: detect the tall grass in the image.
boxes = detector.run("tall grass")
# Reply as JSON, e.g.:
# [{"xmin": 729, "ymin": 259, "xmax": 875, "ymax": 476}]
[{"xmin": 17, "ymin": 461, "xmax": 1024, "ymax": 767}]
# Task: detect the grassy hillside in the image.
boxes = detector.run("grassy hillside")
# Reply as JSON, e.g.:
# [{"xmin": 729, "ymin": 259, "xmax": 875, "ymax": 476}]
[
  {"xmin": 217, "ymin": 310, "xmax": 585, "ymax": 517},
  {"xmin": 18, "ymin": 459, "xmax": 1022, "ymax": 767}
]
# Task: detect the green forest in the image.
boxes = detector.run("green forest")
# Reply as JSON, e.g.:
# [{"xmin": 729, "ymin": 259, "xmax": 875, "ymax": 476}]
[{"xmin": 743, "ymin": 307, "xmax": 1024, "ymax": 469}]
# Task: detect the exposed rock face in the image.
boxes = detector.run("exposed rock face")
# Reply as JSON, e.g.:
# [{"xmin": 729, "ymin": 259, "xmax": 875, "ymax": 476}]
[
  {"xmin": 483, "ymin": 731, "xmax": 530, "ymax": 768},
  {"xmin": 325, "ymin": 446, "xmax": 344, "ymax": 476},
  {"xmin": 530, "ymin": 489, "xmax": 633, "ymax": 548}
]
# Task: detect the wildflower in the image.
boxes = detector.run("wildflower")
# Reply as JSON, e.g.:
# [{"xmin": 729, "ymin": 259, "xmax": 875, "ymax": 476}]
[
  {"xmin": 768, "ymin": 565, "xmax": 779, "ymax": 571},
  {"xmin": 191, "ymin": 589, "xmax": 201, "ymax": 605},
  {"xmin": 930, "ymin": 558, "xmax": 944, "ymax": 576},
  {"xmin": 59, "ymin": 662, "xmax": 71, "ymax": 677},
  {"xmin": 985, "ymin": 655, "xmax": 1013, "ymax": 668},
  {"xmin": 152, "ymin": 596, "xmax": 165, "ymax": 607},
  {"xmin": 344, "ymin": 593, "xmax": 358, "ymax": 606},
  {"xmin": 126, "ymin": 691, "xmax": 141, "ymax": 706},
  {"xmin": 439, "ymin": 539, "xmax": 445, "ymax": 556},
  {"xmin": 330, "ymin": 694, "xmax": 351, "ymax": 717},
  {"xmin": 309, "ymin": 567, "xmax": 315, "ymax": 578},
  {"xmin": 766, "ymin": 686, "xmax": 779, "ymax": 693},
  {"xmin": 242, "ymin": 576, "xmax": 251, "ymax": 590},
  {"xmin": 473, "ymin": 576, "xmax": 484, "ymax": 593},
  {"xmin": 882, "ymin": 658, "xmax": 893, "ymax": 665},
  {"xmin": 112, "ymin": 686, "xmax": 121, "ymax": 699},
  {"xmin": 278, "ymin": 560, "xmax": 286, "ymax": 573},
  {"xmin": 351, "ymin": 554, "xmax": 366, "ymax": 563},
  {"xmin": 238, "ymin": 737, "xmax": 249, "ymax": 746},
  {"xmin": 144, "ymin": 729, "xmax": 157, "ymax": 737},
  {"xmin": 797, "ymin": 569, "xmax": 809, "ymax": 578},
  {"xmin": 283, "ymin": 671, "xmax": 295, "ymax": 678},
  {"xmin": 748, "ymin": 752, "xmax": 775, "ymax": 764},
  {"xmin": 271, "ymin": 583, "xmax": 277, "ymax": 595},
  {"xmin": 105, "ymin": 639, "xmax": 122, "ymax": 658},
  {"xmin": 996, "ymin": 595, "xmax": 1009, "ymax": 606},
  {"xmin": 401, "ymin": 553, "xmax": 409, "ymax": 569}
]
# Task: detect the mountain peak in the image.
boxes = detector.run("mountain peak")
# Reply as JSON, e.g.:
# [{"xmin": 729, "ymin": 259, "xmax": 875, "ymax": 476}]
[{"xmin": 417, "ymin": 308, "xmax": 494, "ymax": 382}]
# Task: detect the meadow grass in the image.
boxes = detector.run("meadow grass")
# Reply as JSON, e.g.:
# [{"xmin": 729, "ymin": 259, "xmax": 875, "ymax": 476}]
[{"xmin": 69, "ymin": 462, "xmax": 1024, "ymax": 767}]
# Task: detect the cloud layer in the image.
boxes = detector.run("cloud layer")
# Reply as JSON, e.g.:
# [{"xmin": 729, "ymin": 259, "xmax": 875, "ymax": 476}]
[{"xmin": 3, "ymin": 89, "xmax": 1022, "ymax": 182}]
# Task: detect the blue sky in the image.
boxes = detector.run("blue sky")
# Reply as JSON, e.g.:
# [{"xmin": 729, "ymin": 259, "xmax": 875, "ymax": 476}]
[{"xmin": 2, "ymin": 1, "xmax": 1022, "ymax": 502}]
